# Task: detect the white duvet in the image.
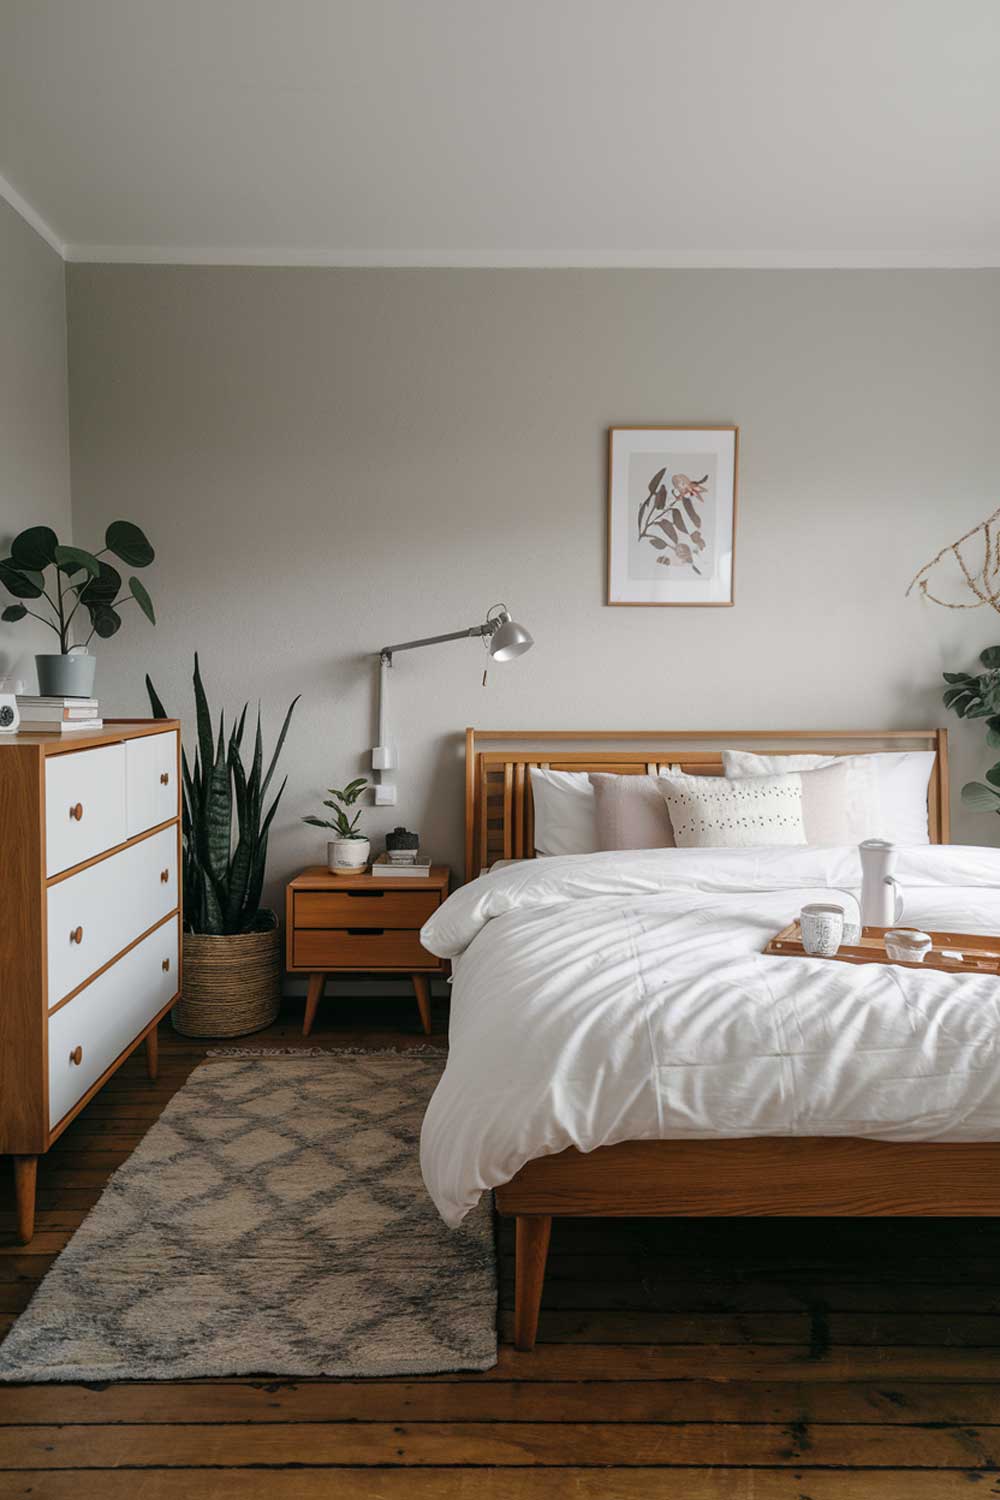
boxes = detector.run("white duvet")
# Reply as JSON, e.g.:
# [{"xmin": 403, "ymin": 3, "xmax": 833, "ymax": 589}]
[{"xmin": 418, "ymin": 844, "xmax": 1000, "ymax": 1227}]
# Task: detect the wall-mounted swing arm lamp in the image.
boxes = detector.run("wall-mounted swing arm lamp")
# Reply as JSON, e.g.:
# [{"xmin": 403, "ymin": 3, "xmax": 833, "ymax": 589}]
[{"xmin": 372, "ymin": 604, "xmax": 533, "ymax": 805}]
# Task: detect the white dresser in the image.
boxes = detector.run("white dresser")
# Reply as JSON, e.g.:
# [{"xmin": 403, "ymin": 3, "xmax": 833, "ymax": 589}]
[{"xmin": 0, "ymin": 720, "xmax": 181, "ymax": 1242}]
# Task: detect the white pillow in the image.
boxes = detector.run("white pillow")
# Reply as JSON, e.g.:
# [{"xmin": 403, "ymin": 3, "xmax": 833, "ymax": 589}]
[
  {"xmin": 528, "ymin": 768, "xmax": 598, "ymax": 856},
  {"xmin": 656, "ymin": 770, "xmax": 807, "ymax": 849},
  {"xmin": 656, "ymin": 768, "xmax": 863, "ymax": 852},
  {"xmin": 721, "ymin": 750, "xmax": 935, "ymax": 845}
]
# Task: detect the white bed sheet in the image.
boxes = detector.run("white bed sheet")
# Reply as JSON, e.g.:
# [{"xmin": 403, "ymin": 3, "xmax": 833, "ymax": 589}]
[{"xmin": 419, "ymin": 844, "xmax": 1000, "ymax": 1226}]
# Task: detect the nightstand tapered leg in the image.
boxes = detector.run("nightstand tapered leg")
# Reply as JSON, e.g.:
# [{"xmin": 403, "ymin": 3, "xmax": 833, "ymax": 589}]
[
  {"xmin": 303, "ymin": 972, "xmax": 326, "ymax": 1037},
  {"xmin": 411, "ymin": 974, "xmax": 432, "ymax": 1036}
]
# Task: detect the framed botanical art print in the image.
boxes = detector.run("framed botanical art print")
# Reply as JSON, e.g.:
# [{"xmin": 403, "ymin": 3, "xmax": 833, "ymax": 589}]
[{"xmin": 607, "ymin": 426, "xmax": 738, "ymax": 606}]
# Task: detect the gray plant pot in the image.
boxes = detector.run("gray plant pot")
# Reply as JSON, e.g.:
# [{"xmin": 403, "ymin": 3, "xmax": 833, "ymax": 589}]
[{"xmin": 35, "ymin": 653, "xmax": 97, "ymax": 698}]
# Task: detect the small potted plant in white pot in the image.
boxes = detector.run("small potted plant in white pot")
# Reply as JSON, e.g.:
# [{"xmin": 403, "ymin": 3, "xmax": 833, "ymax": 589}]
[{"xmin": 303, "ymin": 777, "xmax": 371, "ymax": 875}]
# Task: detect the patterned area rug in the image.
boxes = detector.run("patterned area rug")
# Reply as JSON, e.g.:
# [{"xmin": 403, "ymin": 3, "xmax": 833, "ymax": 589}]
[{"xmin": 0, "ymin": 1053, "xmax": 496, "ymax": 1381}]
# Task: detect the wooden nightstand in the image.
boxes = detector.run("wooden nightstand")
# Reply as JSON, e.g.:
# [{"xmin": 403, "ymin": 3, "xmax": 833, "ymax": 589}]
[{"xmin": 285, "ymin": 865, "xmax": 450, "ymax": 1036}]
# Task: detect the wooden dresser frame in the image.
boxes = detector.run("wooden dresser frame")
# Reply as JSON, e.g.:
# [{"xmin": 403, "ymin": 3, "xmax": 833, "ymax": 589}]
[{"xmin": 460, "ymin": 727, "xmax": 1000, "ymax": 1352}]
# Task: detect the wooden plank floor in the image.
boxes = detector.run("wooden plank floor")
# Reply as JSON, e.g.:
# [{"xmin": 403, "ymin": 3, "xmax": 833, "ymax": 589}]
[{"xmin": 3, "ymin": 996, "xmax": 1000, "ymax": 1498}]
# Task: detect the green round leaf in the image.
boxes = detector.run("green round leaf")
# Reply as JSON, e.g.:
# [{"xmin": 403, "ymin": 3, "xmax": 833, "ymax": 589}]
[
  {"xmin": 980, "ymin": 646, "xmax": 1000, "ymax": 669},
  {"xmin": 54, "ymin": 545, "xmax": 101, "ymax": 578},
  {"xmin": 961, "ymin": 780, "xmax": 1000, "ymax": 810},
  {"xmin": 106, "ymin": 520, "xmax": 154, "ymax": 567},
  {"xmin": 88, "ymin": 603, "xmax": 122, "ymax": 639},
  {"xmin": 78, "ymin": 560, "xmax": 121, "ymax": 605},
  {"xmin": 10, "ymin": 526, "xmax": 58, "ymax": 571},
  {"xmin": 129, "ymin": 575, "xmax": 156, "ymax": 624},
  {"xmin": 1, "ymin": 603, "xmax": 28, "ymax": 622},
  {"xmin": 0, "ymin": 559, "xmax": 44, "ymax": 598}
]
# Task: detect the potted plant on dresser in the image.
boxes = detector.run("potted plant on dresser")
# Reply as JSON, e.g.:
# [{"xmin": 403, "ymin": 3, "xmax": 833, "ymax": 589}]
[
  {"xmin": 0, "ymin": 521, "xmax": 156, "ymax": 696},
  {"xmin": 147, "ymin": 656, "xmax": 298, "ymax": 1037}
]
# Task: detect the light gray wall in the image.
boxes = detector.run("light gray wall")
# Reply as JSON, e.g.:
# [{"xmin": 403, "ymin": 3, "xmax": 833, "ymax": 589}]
[
  {"xmin": 66, "ymin": 266, "xmax": 1000, "ymax": 909},
  {"xmin": 0, "ymin": 200, "xmax": 72, "ymax": 687}
]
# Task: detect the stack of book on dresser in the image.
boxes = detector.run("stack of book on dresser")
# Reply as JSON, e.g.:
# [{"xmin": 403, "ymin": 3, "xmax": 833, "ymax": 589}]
[{"xmin": 17, "ymin": 695, "xmax": 103, "ymax": 733}]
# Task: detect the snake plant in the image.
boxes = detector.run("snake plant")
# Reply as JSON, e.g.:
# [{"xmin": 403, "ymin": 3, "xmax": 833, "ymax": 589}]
[{"xmin": 146, "ymin": 656, "xmax": 299, "ymax": 934}]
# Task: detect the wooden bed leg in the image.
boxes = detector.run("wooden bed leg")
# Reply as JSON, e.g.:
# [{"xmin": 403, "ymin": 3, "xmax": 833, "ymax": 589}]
[
  {"xmin": 13, "ymin": 1156, "xmax": 37, "ymax": 1246},
  {"xmin": 514, "ymin": 1214, "xmax": 551, "ymax": 1352}
]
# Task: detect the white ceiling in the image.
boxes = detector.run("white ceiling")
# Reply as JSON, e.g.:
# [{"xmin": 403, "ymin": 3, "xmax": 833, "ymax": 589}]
[{"xmin": 1, "ymin": 0, "xmax": 998, "ymax": 266}]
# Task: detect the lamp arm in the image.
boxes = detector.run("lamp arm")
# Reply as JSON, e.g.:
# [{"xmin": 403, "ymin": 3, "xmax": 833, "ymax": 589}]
[{"xmin": 377, "ymin": 622, "xmax": 489, "ymax": 664}]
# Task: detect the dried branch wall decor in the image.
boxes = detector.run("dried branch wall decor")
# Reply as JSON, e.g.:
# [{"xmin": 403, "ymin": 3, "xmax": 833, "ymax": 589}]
[{"xmin": 906, "ymin": 504, "xmax": 1000, "ymax": 613}]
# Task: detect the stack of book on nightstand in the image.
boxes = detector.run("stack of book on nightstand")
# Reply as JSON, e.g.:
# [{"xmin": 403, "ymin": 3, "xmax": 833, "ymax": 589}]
[
  {"xmin": 17, "ymin": 695, "xmax": 103, "ymax": 733},
  {"xmin": 371, "ymin": 853, "xmax": 432, "ymax": 877}
]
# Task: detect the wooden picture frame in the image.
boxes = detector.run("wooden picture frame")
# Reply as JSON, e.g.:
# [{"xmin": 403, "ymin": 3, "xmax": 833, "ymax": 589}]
[{"xmin": 607, "ymin": 425, "xmax": 738, "ymax": 606}]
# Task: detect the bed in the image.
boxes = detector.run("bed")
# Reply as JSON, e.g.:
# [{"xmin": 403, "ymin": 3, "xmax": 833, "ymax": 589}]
[{"xmin": 421, "ymin": 727, "xmax": 1000, "ymax": 1352}]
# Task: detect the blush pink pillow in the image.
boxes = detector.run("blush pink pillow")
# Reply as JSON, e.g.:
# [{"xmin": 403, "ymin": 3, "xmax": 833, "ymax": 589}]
[{"xmin": 588, "ymin": 773, "xmax": 676, "ymax": 851}]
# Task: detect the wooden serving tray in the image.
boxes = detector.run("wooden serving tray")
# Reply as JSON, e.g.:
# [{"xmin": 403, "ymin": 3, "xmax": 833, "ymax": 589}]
[{"xmin": 766, "ymin": 923, "xmax": 1000, "ymax": 975}]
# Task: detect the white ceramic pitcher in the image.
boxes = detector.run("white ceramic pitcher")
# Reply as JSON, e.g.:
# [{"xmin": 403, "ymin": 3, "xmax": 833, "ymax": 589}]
[{"xmin": 859, "ymin": 839, "xmax": 904, "ymax": 927}]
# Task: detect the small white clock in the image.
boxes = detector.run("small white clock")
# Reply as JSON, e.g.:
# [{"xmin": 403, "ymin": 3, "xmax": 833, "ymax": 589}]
[{"xmin": 0, "ymin": 678, "xmax": 23, "ymax": 734}]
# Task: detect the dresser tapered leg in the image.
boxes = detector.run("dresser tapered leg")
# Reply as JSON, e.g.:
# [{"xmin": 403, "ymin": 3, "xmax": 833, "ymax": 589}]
[
  {"xmin": 303, "ymin": 972, "xmax": 326, "ymax": 1037},
  {"xmin": 145, "ymin": 1024, "xmax": 159, "ymax": 1081},
  {"xmin": 514, "ymin": 1214, "xmax": 551, "ymax": 1351},
  {"xmin": 13, "ymin": 1156, "xmax": 37, "ymax": 1245},
  {"xmin": 411, "ymin": 974, "xmax": 432, "ymax": 1035}
]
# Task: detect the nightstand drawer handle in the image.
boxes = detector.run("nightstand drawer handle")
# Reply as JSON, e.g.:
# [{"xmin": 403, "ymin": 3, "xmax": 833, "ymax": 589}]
[
  {"xmin": 162, "ymin": 957, "xmax": 171, "ymax": 972},
  {"xmin": 160, "ymin": 868, "xmax": 169, "ymax": 883},
  {"xmin": 160, "ymin": 771, "xmax": 170, "ymax": 785},
  {"xmin": 69, "ymin": 1045, "xmax": 83, "ymax": 1066},
  {"xmin": 69, "ymin": 802, "xmax": 84, "ymax": 821},
  {"xmin": 348, "ymin": 890, "xmax": 384, "ymax": 898},
  {"xmin": 70, "ymin": 926, "xmax": 84, "ymax": 945},
  {"xmin": 347, "ymin": 928, "xmax": 385, "ymax": 936}
]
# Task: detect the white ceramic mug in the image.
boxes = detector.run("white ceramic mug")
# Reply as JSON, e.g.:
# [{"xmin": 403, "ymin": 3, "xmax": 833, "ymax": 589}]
[{"xmin": 800, "ymin": 903, "xmax": 845, "ymax": 957}]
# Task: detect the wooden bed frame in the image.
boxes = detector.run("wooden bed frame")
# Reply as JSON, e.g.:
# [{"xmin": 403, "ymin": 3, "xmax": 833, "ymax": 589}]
[{"xmin": 460, "ymin": 727, "xmax": 1000, "ymax": 1352}]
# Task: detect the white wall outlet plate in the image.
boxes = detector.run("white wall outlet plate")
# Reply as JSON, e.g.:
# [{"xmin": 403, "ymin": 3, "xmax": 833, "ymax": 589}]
[{"xmin": 374, "ymin": 783, "xmax": 398, "ymax": 806}]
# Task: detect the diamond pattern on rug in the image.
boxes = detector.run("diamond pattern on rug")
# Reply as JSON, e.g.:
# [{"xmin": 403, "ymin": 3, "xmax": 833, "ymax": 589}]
[{"xmin": 0, "ymin": 1053, "xmax": 496, "ymax": 1381}]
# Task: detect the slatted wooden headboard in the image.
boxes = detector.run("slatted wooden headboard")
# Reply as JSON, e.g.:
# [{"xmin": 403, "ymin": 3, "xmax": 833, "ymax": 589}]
[{"xmin": 464, "ymin": 728, "xmax": 950, "ymax": 880}]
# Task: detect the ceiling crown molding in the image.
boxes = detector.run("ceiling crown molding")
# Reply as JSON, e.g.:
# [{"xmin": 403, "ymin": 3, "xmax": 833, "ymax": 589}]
[
  {"xmin": 61, "ymin": 244, "xmax": 999, "ymax": 269},
  {"xmin": 0, "ymin": 174, "xmax": 65, "ymax": 259}
]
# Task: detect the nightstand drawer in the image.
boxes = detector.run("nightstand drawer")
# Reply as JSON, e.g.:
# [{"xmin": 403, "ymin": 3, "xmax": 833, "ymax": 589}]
[
  {"xmin": 295, "ymin": 889, "xmax": 439, "ymax": 929},
  {"xmin": 293, "ymin": 928, "xmax": 437, "ymax": 969}
]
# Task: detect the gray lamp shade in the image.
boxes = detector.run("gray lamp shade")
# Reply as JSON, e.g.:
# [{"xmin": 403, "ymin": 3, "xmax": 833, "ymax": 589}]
[{"xmin": 489, "ymin": 615, "xmax": 534, "ymax": 661}]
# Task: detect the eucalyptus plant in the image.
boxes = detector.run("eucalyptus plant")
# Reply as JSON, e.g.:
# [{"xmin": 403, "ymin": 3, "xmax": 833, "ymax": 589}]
[
  {"xmin": 942, "ymin": 644, "xmax": 1000, "ymax": 812},
  {"xmin": 303, "ymin": 778, "xmax": 369, "ymax": 839},
  {"xmin": 147, "ymin": 657, "xmax": 299, "ymax": 935},
  {"xmin": 0, "ymin": 522, "xmax": 155, "ymax": 650}
]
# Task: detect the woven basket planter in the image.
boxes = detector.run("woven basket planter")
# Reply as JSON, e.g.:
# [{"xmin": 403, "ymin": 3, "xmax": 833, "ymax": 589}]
[{"xmin": 173, "ymin": 926, "xmax": 282, "ymax": 1038}]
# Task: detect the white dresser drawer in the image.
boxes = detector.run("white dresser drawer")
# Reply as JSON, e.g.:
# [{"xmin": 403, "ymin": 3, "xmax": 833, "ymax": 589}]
[
  {"xmin": 48, "ymin": 915, "xmax": 179, "ymax": 1129},
  {"xmin": 45, "ymin": 744, "xmax": 127, "ymax": 877},
  {"xmin": 126, "ymin": 730, "xmax": 178, "ymax": 838},
  {"xmin": 47, "ymin": 825, "xmax": 179, "ymax": 1006}
]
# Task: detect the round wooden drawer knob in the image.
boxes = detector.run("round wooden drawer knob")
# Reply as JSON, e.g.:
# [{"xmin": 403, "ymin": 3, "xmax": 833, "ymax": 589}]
[
  {"xmin": 69, "ymin": 802, "xmax": 83, "ymax": 821},
  {"xmin": 160, "ymin": 772, "xmax": 170, "ymax": 785},
  {"xmin": 160, "ymin": 868, "xmax": 169, "ymax": 883},
  {"xmin": 162, "ymin": 957, "xmax": 171, "ymax": 972},
  {"xmin": 69, "ymin": 1045, "xmax": 83, "ymax": 1066},
  {"xmin": 70, "ymin": 926, "xmax": 84, "ymax": 945}
]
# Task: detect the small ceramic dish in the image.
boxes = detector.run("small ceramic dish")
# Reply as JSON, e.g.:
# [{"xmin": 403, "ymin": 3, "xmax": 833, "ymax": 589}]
[{"xmin": 884, "ymin": 928, "xmax": 933, "ymax": 964}]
